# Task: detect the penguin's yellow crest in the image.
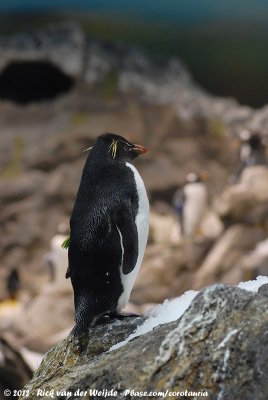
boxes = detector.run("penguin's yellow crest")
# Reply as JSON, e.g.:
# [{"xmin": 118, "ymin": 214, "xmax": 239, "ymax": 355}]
[{"xmin": 108, "ymin": 140, "xmax": 118, "ymax": 159}]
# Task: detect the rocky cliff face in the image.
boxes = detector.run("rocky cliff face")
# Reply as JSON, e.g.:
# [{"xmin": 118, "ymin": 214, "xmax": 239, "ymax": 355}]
[
  {"xmin": 0, "ymin": 23, "xmax": 267, "ymax": 292},
  {"xmin": 20, "ymin": 284, "xmax": 268, "ymax": 400},
  {"xmin": 0, "ymin": 23, "xmax": 231, "ymax": 298},
  {"xmin": 1, "ymin": 23, "xmax": 268, "ymax": 355},
  {"xmin": 0, "ymin": 337, "xmax": 32, "ymax": 399}
]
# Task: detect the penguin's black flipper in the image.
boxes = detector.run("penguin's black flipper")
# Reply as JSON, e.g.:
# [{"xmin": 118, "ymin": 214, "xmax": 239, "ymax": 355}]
[
  {"xmin": 65, "ymin": 266, "xmax": 71, "ymax": 279},
  {"xmin": 112, "ymin": 202, "xmax": 138, "ymax": 274}
]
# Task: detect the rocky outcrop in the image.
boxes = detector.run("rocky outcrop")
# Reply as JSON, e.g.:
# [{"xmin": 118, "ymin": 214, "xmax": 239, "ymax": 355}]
[
  {"xmin": 0, "ymin": 22, "xmax": 260, "ymax": 128},
  {"xmin": 0, "ymin": 23, "xmax": 85, "ymax": 79},
  {"xmin": 2, "ymin": 23, "xmax": 268, "ymax": 351},
  {"xmin": 13, "ymin": 285, "xmax": 74, "ymax": 353},
  {"xmin": 19, "ymin": 284, "xmax": 268, "ymax": 400},
  {"xmin": 192, "ymin": 165, "xmax": 268, "ymax": 288},
  {"xmin": 239, "ymin": 238, "xmax": 268, "ymax": 279},
  {"xmin": 193, "ymin": 224, "xmax": 266, "ymax": 288},
  {"xmin": 215, "ymin": 166, "xmax": 268, "ymax": 225},
  {"xmin": 0, "ymin": 337, "xmax": 33, "ymax": 398},
  {"xmin": 0, "ymin": 24, "xmax": 234, "ymax": 303}
]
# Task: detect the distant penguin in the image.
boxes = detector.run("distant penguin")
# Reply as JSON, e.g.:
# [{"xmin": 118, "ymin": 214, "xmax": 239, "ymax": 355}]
[
  {"xmin": 6, "ymin": 268, "xmax": 20, "ymax": 300},
  {"xmin": 233, "ymin": 130, "xmax": 267, "ymax": 180},
  {"xmin": 0, "ymin": 268, "xmax": 21, "ymax": 319},
  {"xmin": 66, "ymin": 133, "xmax": 149, "ymax": 335},
  {"xmin": 173, "ymin": 172, "xmax": 208, "ymax": 238},
  {"xmin": 44, "ymin": 223, "xmax": 71, "ymax": 290}
]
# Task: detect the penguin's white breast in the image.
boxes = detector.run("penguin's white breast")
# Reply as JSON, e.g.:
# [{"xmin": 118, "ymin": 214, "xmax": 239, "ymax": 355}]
[
  {"xmin": 183, "ymin": 183, "xmax": 208, "ymax": 236},
  {"xmin": 116, "ymin": 162, "xmax": 149, "ymax": 310}
]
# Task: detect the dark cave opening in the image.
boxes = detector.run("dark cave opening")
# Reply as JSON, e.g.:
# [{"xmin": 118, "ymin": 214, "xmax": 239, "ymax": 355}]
[{"xmin": 0, "ymin": 60, "xmax": 74, "ymax": 104}]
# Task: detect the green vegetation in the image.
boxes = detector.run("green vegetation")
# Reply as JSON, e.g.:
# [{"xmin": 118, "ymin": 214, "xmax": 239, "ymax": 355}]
[
  {"xmin": 71, "ymin": 112, "xmax": 89, "ymax": 126},
  {"xmin": 100, "ymin": 70, "xmax": 118, "ymax": 99},
  {"xmin": 207, "ymin": 118, "xmax": 226, "ymax": 138},
  {"xmin": 61, "ymin": 236, "xmax": 70, "ymax": 249},
  {"xmin": 1, "ymin": 136, "xmax": 25, "ymax": 178}
]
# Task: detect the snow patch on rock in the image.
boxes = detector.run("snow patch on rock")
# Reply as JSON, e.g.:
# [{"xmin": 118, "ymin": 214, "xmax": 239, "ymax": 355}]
[
  {"xmin": 110, "ymin": 276, "xmax": 268, "ymax": 351},
  {"xmin": 110, "ymin": 290, "xmax": 197, "ymax": 351}
]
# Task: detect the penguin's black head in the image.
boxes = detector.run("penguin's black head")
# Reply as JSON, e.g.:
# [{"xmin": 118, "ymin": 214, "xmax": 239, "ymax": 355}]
[
  {"xmin": 185, "ymin": 171, "xmax": 208, "ymax": 184},
  {"xmin": 248, "ymin": 133, "xmax": 262, "ymax": 149},
  {"xmin": 89, "ymin": 133, "xmax": 147, "ymax": 162},
  {"xmin": 239, "ymin": 130, "xmax": 262, "ymax": 149}
]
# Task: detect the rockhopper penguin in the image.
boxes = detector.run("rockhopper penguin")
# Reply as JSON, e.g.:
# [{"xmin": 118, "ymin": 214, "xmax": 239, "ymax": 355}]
[
  {"xmin": 66, "ymin": 133, "xmax": 149, "ymax": 335},
  {"xmin": 173, "ymin": 172, "xmax": 208, "ymax": 238},
  {"xmin": 232, "ymin": 130, "xmax": 267, "ymax": 181}
]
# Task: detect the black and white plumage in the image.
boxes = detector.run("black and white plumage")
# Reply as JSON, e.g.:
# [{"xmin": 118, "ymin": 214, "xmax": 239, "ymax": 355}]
[
  {"xmin": 6, "ymin": 268, "xmax": 20, "ymax": 300},
  {"xmin": 67, "ymin": 133, "xmax": 149, "ymax": 335},
  {"xmin": 173, "ymin": 172, "xmax": 208, "ymax": 238},
  {"xmin": 233, "ymin": 131, "xmax": 267, "ymax": 181}
]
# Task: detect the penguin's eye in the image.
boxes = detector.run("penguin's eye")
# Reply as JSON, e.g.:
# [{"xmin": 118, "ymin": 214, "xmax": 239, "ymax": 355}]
[{"xmin": 121, "ymin": 140, "xmax": 132, "ymax": 151}]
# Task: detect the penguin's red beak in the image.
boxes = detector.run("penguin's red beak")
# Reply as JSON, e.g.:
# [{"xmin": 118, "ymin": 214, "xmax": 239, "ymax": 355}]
[{"xmin": 132, "ymin": 144, "xmax": 148, "ymax": 155}]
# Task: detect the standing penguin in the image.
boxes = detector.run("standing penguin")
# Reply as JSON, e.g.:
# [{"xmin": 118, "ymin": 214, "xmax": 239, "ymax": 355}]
[
  {"xmin": 232, "ymin": 130, "xmax": 267, "ymax": 181},
  {"xmin": 173, "ymin": 172, "xmax": 208, "ymax": 238},
  {"xmin": 67, "ymin": 133, "xmax": 149, "ymax": 335},
  {"xmin": 6, "ymin": 268, "xmax": 20, "ymax": 300}
]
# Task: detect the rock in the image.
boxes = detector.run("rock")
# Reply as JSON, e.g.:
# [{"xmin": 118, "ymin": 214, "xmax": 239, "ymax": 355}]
[
  {"xmin": 118, "ymin": 57, "xmax": 192, "ymax": 104},
  {"xmin": 132, "ymin": 244, "xmax": 192, "ymax": 303},
  {"xmin": 200, "ymin": 210, "xmax": 224, "ymax": 240},
  {"xmin": 19, "ymin": 347, "xmax": 43, "ymax": 372},
  {"xmin": 132, "ymin": 236, "xmax": 214, "ymax": 303},
  {"xmin": 0, "ymin": 23, "xmax": 242, "ymax": 302},
  {"xmin": 215, "ymin": 166, "xmax": 268, "ymax": 224},
  {"xmin": 193, "ymin": 224, "xmax": 266, "ymax": 289},
  {"xmin": 13, "ymin": 285, "xmax": 74, "ymax": 353},
  {"xmin": 0, "ymin": 336, "xmax": 32, "ymax": 396},
  {"xmin": 149, "ymin": 211, "xmax": 180, "ymax": 245},
  {"xmin": 0, "ymin": 299, "xmax": 23, "ymax": 334},
  {"xmin": 0, "ymin": 23, "xmax": 85, "ymax": 79},
  {"xmin": 2, "ymin": 23, "xmax": 268, "ymax": 347},
  {"xmin": 239, "ymin": 238, "xmax": 268, "ymax": 280},
  {"xmin": 0, "ymin": 171, "xmax": 45, "ymax": 204},
  {"xmin": 84, "ymin": 40, "xmax": 119, "ymax": 84},
  {"xmin": 20, "ymin": 285, "xmax": 268, "ymax": 400},
  {"xmin": 258, "ymin": 283, "xmax": 268, "ymax": 297}
]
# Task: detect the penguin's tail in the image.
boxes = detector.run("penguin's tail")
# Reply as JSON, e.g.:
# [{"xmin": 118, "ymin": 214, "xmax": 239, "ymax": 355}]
[{"xmin": 71, "ymin": 289, "xmax": 115, "ymax": 336}]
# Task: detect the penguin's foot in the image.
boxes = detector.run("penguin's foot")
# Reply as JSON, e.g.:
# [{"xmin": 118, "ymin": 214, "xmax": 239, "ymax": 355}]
[
  {"xmin": 94, "ymin": 313, "xmax": 112, "ymax": 325},
  {"xmin": 69, "ymin": 315, "xmax": 101, "ymax": 337},
  {"xmin": 110, "ymin": 311, "xmax": 140, "ymax": 320},
  {"xmin": 69, "ymin": 311, "xmax": 140, "ymax": 337},
  {"xmin": 92, "ymin": 312, "xmax": 133, "ymax": 325},
  {"xmin": 69, "ymin": 323, "xmax": 89, "ymax": 338}
]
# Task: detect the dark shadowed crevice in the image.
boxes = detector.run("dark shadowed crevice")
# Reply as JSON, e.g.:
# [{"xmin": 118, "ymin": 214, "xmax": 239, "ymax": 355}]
[{"xmin": 0, "ymin": 60, "xmax": 74, "ymax": 104}]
